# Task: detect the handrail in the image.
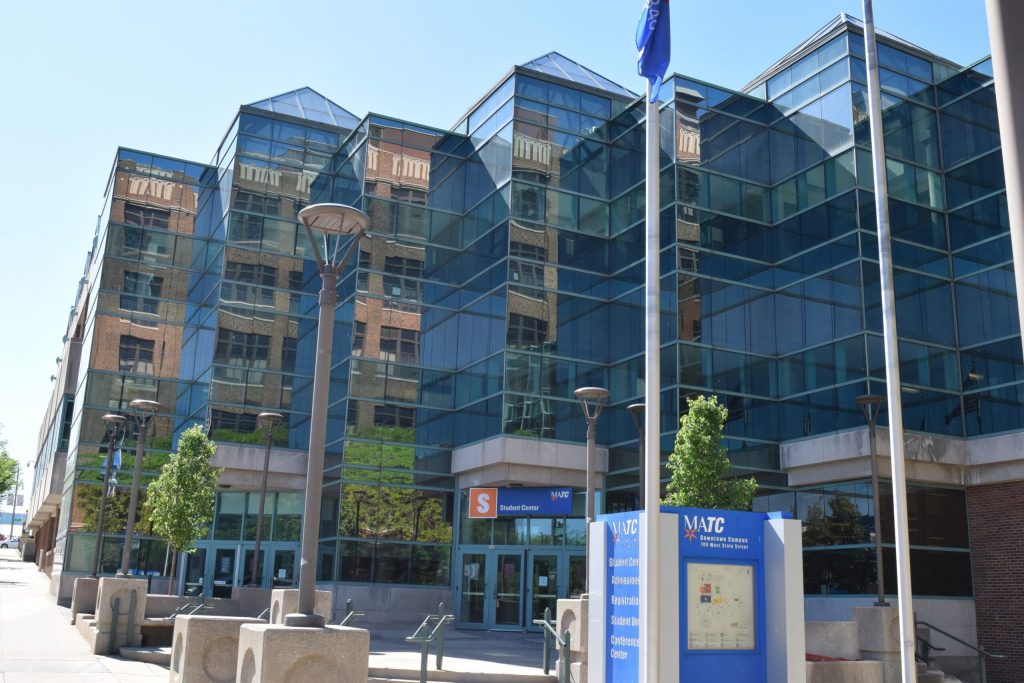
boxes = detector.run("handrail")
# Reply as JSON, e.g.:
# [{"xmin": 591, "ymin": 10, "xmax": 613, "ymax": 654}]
[
  {"xmin": 338, "ymin": 598, "xmax": 366, "ymax": 627},
  {"xmin": 532, "ymin": 606, "xmax": 571, "ymax": 683},
  {"xmin": 915, "ymin": 618, "xmax": 1005, "ymax": 683},
  {"xmin": 108, "ymin": 591, "xmax": 137, "ymax": 655},
  {"xmin": 405, "ymin": 602, "xmax": 455, "ymax": 683}
]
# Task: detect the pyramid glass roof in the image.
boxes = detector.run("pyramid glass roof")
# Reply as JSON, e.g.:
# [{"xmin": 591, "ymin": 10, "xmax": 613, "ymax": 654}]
[
  {"xmin": 247, "ymin": 87, "xmax": 360, "ymax": 129},
  {"xmin": 519, "ymin": 52, "xmax": 637, "ymax": 99}
]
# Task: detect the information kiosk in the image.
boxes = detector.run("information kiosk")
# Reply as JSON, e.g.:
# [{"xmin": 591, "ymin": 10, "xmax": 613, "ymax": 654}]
[{"xmin": 588, "ymin": 507, "xmax": 805, "ymax": 683}]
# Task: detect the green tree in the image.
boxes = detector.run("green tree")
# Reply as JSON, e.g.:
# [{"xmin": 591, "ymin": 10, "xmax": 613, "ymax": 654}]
[
  {"xmin": 0, "ymin": 440, "xmax": 18, "ymax": 502},
  {"xmin": 663, "ymin": 395, "xmax": 758, "ymax": 510},
  {"xmin": 144, "ymin": 425, "xmax": 221, "ymax": 593}
]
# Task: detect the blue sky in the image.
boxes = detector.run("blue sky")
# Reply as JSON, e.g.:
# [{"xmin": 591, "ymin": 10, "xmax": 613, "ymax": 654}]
[{"xmin": 0, "ymin": 0, "xmax": 991, "ymax": 474}]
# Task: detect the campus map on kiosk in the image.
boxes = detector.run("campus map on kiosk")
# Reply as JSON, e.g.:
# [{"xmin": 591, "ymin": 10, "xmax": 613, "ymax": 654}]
[{"xmin": 685, "ymin": 562, "xmax": 756, "ymax": 650}]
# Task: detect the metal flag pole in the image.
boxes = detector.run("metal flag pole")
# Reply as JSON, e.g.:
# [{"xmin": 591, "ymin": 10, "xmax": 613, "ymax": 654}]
[
  {"xmin": 984, "ymin": 0, "xmax": 1024, "ymax": 355},
  {"xmin": 640, "ymin": 78, "xmax": 662, "ymax": 683},
  {"xmin": 862, "ymin": 1, "xmax": 916, "ymax": 680}
]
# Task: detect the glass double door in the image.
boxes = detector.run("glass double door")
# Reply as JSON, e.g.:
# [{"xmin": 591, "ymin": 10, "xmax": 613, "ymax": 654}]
[
  {"xmin": 457, "ymin": 548, "xmax": 585, "ymax": 630},
  {"xmin": 184, "ymin": 543, "xmax": 298, "ymax": 597}
]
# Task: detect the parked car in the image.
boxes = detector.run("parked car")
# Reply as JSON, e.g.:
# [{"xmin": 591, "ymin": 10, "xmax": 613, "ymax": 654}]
[{"xmin": 0, "ymin": 538, "xmax": 20, "ymax": 549}]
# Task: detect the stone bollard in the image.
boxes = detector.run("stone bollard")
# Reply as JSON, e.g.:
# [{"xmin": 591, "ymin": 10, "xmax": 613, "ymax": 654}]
[
  {"xmin": 268, "ymin": 588, "xmax": 332, "ymax": 624},
  {"xmin": 93, "ymin": 577, "xmax": 147, "ymax": 655},
  {"xmin": 557, "ymin": 595, "xmax": 588, "ymax": 683},
  {"xmin": 854, "ymin": 606, "xmax": 902, "ymax": 683},
  {"xmin": 169, "ymin": 615, "xmax": 263, "ymax": 683},
  {"xmin": 70, "ymin": 576, "xmax": 99, "ymax": 625},
  {"xmin": 236, "ymin": 623, "xmax": 369, "ymax": 683}
]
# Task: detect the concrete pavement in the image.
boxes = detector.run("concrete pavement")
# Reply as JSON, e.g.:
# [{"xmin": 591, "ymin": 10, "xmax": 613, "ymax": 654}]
[
  {"xmin": 0, "ymin": 548, "xmax": 165, "ymax": 682},
  {"xmin": 0, "ymin": 548, "xmax": 556, "ymax": 682}
]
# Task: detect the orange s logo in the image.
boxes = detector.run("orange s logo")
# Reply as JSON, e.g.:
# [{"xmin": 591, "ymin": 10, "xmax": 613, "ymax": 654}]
[{"xmin": 468, "ymin": 488, "xmax": 498, "ymax": 518}]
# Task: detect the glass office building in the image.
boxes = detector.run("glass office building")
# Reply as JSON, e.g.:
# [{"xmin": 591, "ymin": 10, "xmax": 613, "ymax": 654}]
[{"xmin": 30, "ymin": 14, "xmax": 1015, "ymax": 639}]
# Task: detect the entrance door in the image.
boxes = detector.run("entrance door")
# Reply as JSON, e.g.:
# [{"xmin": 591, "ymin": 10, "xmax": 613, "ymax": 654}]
[
  {"xmin": 528, "ymin": 554, "xmax": 559, "ymax": 628},
  {"xmin": 241, "ymin": 546, "xmax": 264, "ymax": 587},
  {"xmin": 183, "ymin": 548, "xmax": 206, "ymax": 596},
  {"xmin": 271, "ymin": 548, "xmax": 296, "ymax": 588},
  {"xmin": 493, "ymin": 553, "xmax": 523, "ymax": 629},
  {"xmin": 456, "ymin": 548, "xmax": 538, "ymax": 630},
  {"xmin": 568, "ymin": 553, "xmax": 586, "ymax": 597},
  {"xmin": 458, "ymin": 552, "xmax": 488, "ymax": 628},
  {"xmin": 211, "ymin": 547, "xmax": 238, "ymax": 598}
]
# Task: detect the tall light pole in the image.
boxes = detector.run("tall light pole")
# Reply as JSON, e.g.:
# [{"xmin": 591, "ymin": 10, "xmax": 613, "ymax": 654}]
[
  {"xmin": 863, "ymin": 1, "xmax": 916, "ymax": 679},
  {"xmin": 288, "ymin": 203, "xmax": 369, "ymax": 627},
  {"xmin": 249, "ymin": 411, "xmax": 283, "ymax": 587},
  {"xmin": 627, "ymin": 403, "xmax": 646, "ymax": 507},
  {"xmin": 856, "ymin": 395, "xmax": 889, "ymax": 607},
  {"xmin": 574, "ymin": 386, "xmax": 609, "ymax": 594},
  {"xmin": 120, "ymin": 399, "xmax": 160, "ymax": 577},
  {"xmin": 93, "ymin": 414, "xmax": 127, "ymax": 577}
]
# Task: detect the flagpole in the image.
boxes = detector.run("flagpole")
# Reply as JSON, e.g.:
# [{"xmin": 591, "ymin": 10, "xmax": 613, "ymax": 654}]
[
  {"xmin": 640, "ymin": 79, "xmax": 662, "ymax": 683},
  {"xmin": 862, "ymin": 1, "xmax": 916, "ymax": 681}
]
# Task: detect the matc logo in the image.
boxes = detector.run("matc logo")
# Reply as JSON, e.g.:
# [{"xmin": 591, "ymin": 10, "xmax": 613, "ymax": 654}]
[
  {"xmin": 468, "ymin": 488, "xmax": 498, "ymax": 519},
  {"xmin": 682, "ymin": 514, "xmax": 725, "ymax": 542}
]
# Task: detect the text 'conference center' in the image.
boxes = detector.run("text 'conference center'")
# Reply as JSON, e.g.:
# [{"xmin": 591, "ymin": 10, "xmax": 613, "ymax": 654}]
[{"xmin": 25, "ymin": 13, "xmax": 1017, "ymax": 638}]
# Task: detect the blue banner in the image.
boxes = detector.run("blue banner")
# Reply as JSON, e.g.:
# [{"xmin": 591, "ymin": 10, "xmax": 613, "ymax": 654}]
[
  {"xmin": 496, "ymin": 487, "xmax": 573, "ymax": 516},
  {"xmin": 636, "ymin": 0, "xmax": 671, "ymax": 100}
]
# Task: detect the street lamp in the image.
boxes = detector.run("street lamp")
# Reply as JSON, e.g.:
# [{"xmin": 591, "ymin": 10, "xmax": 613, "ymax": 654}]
[
  {"xmin": 289, "ymin": 203, "xmax": 369, "ymax": 627},
  {"xmin": 93, "ymin": 414, "xmax": 127, "ymax": 577},
  {"xmin": 120, "ymin": 399, "xmax": 160, "ymax": 577},
  {"xmin": 856, "ymin": 394, "xmax": 889, "ymax": 607},
  {"xmin": 574, "ymin": 386, "xmax": 609, "ymax": 594},
  {"xmin": 249, "ymin": 412, "xmax": 283, "ymax": 587},
  {"xmin": 627, "ymin": 403, "xmax": 646, "ymax": 507}
]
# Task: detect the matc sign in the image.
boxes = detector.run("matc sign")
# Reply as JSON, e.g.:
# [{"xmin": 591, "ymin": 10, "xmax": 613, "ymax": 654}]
[
  {"xmin": 467, "ymin": 487, "xmax": 574, "ymax": 518},
  {"xmin": 468, "ymin": 488, "xmax": 498, "ymax": 518}
]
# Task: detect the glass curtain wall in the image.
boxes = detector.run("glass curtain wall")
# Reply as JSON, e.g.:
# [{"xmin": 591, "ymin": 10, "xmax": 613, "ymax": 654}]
[
  {"xmin": 55, "ymin": 150, "xmax": 211, "ymax": 576},
  {"xmin": 601, "ymin": 28, "xmax": 1007, "ymax": 597}
]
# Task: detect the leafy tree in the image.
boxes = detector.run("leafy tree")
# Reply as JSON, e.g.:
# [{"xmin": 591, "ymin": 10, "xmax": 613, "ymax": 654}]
[
  {"xmin": 0, "ymin": 427, "xmax": 18, "ymax": 500},
  {"xmin": 144, "ymin": 425, "xmax": 221, "ymax": 593},
  {"xmin": 663, "ymin": 395, "xmax": 758, "ymax": 510}
]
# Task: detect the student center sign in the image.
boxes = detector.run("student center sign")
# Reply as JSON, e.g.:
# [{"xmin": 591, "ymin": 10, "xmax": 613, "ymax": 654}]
[{"xmin": 588, "ymin": 507, "xmax": 806, "ymax": 683}]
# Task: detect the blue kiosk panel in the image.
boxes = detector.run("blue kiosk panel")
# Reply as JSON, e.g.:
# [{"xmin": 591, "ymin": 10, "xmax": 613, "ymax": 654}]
[
  {"xmin": 603, "ymin": 510, "xmax": 641, "ymax": 683},
  {"xmin": 669, "ymin": 507, "xmax": 769, "ymax": 683}
]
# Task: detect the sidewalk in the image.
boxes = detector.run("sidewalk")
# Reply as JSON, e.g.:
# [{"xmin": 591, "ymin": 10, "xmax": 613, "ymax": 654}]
[
  {"xmin": 0, "ymin": 548, "xmax": 165, "ymax": 682},
  {"xmin": 0, "ymin": 548, "xmax": 555, "ymax": 682}
]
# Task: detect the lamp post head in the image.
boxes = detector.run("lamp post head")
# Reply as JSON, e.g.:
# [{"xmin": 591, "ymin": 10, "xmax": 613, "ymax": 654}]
[
  {"xmin": 626, "ymin": 403, "xmax": 645, "ymax": 432},
  {"xmin": 102, "ymin": 414, "xmax": 128, "ymax": 430},
  {"xmin": 258, "ymin": 412, "xmax": 284, "ymax": 429},
  {"xmin": 129, "ymin": 399, "xmax": 161, "ymax": 418},
  {"xmin": 856, "ymin": 394, "xmax": 883, "ymax": 425},
  {"xmin": 299, "ymin": 203, "xmax": 370, "ymax": 271},
  {"xmin": 574, "ymin": 386, "xmax": 610, "ymax": 421},
  {"xmin": 298, "ymin": 203, "xmax": 370, "ymax": 237}
]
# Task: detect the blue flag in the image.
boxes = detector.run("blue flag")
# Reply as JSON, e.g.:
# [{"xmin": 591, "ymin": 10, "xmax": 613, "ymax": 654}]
[
  {"xmin": 113, "ymin": 447, "xmax": 122, "ymax": 470},
  {"xmin": 636, "ymin": 0, "xmax": 671, "ymax": 101}
]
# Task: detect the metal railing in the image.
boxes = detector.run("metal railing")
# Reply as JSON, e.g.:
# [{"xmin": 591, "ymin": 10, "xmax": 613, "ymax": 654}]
[
  {"xmin": 532, "ymin": 606, "xmax": 571, "ymax": 683},
  {"xmin": 338, "ymin": 598, "xmax": 366, "ymax": 626},
  {"xmin": 915, "ymin": 617, "xmax": 1005, "ymax": 683},
  {"xmin": 171, "ymin": 594, "xmax": 215, "ymax": 618},
  {"xmin": 405, "ymin": 602, "xmax": 455, "ymax": 683}
]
